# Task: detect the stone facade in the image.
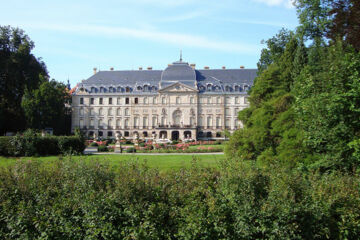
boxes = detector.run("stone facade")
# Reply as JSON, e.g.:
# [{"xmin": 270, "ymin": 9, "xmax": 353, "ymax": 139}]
[{"xmin": 71, "ymin": 59, "xmax": 256, "ymax": 140}]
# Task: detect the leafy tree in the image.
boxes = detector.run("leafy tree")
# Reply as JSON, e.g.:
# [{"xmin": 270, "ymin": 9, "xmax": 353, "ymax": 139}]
[
  {"xmin": 21, "ymin": 79, "xmax": 70, "ymax": 135},
  {"xmin": 0, "ymin": 25, "xmax": 47, "ymax": 134}
]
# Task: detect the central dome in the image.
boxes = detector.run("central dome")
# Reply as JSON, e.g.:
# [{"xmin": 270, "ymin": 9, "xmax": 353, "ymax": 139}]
[{"xmin": 160, "ymin": 61, "xmax": 197, "ymax": 89}]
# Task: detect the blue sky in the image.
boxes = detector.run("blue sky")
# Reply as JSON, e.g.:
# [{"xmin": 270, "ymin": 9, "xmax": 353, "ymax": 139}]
[{"xmin": 0, "ymin": 0, "xmax": 298, "ymax": 87}]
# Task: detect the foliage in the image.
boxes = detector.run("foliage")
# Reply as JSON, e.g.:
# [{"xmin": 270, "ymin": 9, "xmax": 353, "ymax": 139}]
[
  {"xmin": 97, "ymin": 145, "xmax": 108, "ymax": 152},
  {"xmin": 126, "ymin": 147, "xmax": 136, "ymax": 153},
  {"xmin": 21, "ymin": 79, "xmax": 71, "ymax": 135},
  {"xmin": 0, "ymin": 25, "xmax": 47, "ymax": 134},
  {"xmin": 0, "ymin": 158, "xmax": 359, "ymax": 239},
  {"xmin": 0, "ymin": 130, "xmax": 85, "ymax": 156},
  {"xmin": 90, "ymin": 142, "xmax": 98, "ymax": 147}
]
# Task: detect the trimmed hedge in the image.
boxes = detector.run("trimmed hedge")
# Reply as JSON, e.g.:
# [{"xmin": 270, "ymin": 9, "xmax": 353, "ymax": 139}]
[{"xmin": 0, "ymin": 135, "xmax": 85, "ymax": 156}]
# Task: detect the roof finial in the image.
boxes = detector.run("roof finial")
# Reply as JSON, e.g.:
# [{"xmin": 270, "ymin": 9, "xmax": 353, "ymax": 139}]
[{"xmin": 180, "ymin": 49, "xmax": 182, "ymax": 62}]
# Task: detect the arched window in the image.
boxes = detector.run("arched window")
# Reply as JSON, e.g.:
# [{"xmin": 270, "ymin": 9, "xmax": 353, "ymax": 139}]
[
  {"xmin": 225, "ymin": 86, "xmax": 230, "ymax": 91},
  {"xmin": 137, "ymin": 86, "xmax": 142, "ymax": 91},
  {"xmin": 144, "ymin": 85, "xmax": 148, "ymax": 91},
  {"xmin": 244, "ymin": 85, "xmax": 249, "ymax": 91}
]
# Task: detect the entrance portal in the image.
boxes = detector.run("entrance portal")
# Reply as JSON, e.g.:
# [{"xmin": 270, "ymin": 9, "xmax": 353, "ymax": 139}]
[{"xmin": 171, "ymin": 131, "xmax": 179, "ymax": 141}]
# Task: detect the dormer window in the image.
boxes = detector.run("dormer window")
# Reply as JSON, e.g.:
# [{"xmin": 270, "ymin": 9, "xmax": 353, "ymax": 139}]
[
  {"xmin": 126, "ymin": 87, "xmax": 130, "ymax": 93},
  {"xmin": 207, "ymin": 84, "xmax": 212, "ymax": 91},
  {"xmin": 137, "ymin": 86, "xmax": 142, "ymax": 91}
]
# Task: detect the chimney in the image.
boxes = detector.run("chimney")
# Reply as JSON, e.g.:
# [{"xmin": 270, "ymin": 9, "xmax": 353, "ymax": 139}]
[
  {"xmin": 93, "ymin": 67, "xmax": 97, "ymax": 75},
  {"xmin": 222, "ymin": 66, "xmax": 226, "ymax": 70},
  {"xmin": 190, "ymin": 63, "xmax": 196, "ymax": 69},
  {"xmin": 147, "ymin": 66, "xmax": 152, "ymax": 70},
  {"xmin": 204, "ymin": 66, "xmax": 210, "ymax": 70},
  {"xmin": 110, "ymin": 67, "xmax": 114, "ymax": 71},
  {"xmin": 168, "ymin": 64, "xmax": 172, "ymax": 67},
  {"xmin": 139, "ymin": 67, "xmax": 143, "ymax": 70},
  {"xmin": 240, "ymin": 65, "xmax": 245, "ymax": 69}
]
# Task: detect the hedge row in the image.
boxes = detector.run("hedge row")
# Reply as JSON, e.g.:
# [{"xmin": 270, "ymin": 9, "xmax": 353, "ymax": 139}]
[
  {"xmin": 0, "ymin": 159, "xmax": 359, "ymax": 239},
  {"xmin": 0, "ymin": 135, "xmax": 85, "ymax": 156}
]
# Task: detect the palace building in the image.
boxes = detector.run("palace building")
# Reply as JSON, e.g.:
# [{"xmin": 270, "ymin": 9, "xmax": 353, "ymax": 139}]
[{"xmin": 71, "ymin": 57, "xmax": 257, "ymax": 141}]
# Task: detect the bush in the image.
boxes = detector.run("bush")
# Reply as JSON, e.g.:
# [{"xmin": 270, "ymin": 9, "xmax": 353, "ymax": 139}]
[
  {"xmin": 0, "ymin": 159, "xmax": 359, "ymax": 239},
  {"xmin": 90, "ymin": 142, "xmax": 98, "ymax": 147},
  {"xmin": 97, "ymin": 145, "xmax": 108, "ymax": 152},
  {"xmin": 125, "ymin": 140, "xmax": 133, "ymax": 145},
  {"xmin": 0, "ymin": 130, "xmax": 85, "ymax": 156},
  {"xmin": 139, "ymin": 142, "xmax": 145, "ymax": 147},
  {"xmin": 0, "ymin": 137, "xmax": 15, "ymax": 156},
  {"xmin": 126, "ymin": 147, "xmax": 136, "ymax": 153}
]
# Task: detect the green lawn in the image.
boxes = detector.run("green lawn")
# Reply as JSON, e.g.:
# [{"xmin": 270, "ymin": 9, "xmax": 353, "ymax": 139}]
[{"xmin": 0, "ymin": 154, "xmax": 225, "ymax": 171}]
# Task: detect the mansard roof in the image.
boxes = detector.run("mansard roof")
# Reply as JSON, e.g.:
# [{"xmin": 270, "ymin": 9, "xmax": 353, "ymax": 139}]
[{"xmin": 78, "ymin": 60, "xmax": 257, "ymax": 94}]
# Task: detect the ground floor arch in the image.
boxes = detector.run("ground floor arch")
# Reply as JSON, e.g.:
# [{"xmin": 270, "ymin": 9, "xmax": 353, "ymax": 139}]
[{"xmin": 171, "ymin": 131, "xmax": 179, "ymax": 141}]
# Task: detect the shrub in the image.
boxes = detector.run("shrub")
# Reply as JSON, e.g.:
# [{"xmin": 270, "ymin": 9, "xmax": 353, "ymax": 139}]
[
  {"xmin": 90, "ymin": 142, "xmax": 98, "ymax": 147},
  {"xmin": 58, "ymin": 136, "xmax": 85, "ymax": 155},
  {"xmin": 0, "ymin": 137, "xmax": 15, "ymax": 156},
  {"xmin": 98, "ymin": 145, "xmax": 108, "ymax": 152},
  {"xmin": 126, "ymin": 147, "xmax": 136, "ymax": 153},
  {"xmin": 125, "ymin": 140, "xmax": 133, "ymax": 145},
  {"xmin": 139, "ymin": 142, "xmax": 145, "ymax": 147}
]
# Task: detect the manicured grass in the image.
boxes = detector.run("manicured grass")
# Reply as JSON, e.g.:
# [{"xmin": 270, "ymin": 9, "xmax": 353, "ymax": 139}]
[
  {"xmin": 188, "ymin": 144, "xmax": 225, "ymax": 150},
  {"xmin": 0, "ymin": 154, "xmax": 225, "ymax": 171}
]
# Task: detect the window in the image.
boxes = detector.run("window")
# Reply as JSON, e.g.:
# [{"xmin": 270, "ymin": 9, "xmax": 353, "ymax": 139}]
[
  {"xmin": 99, "ymin": 98, "xmax": 103, "ymax": 105},
  {"xmin": 90, "ymin": 108, "xmax": 94, "ymax": 116},
  {"xmin": 199, "ymin": 116, "xmax": 203, "ymax": 126},
  {"xmin": 143, "ymin": 131, "xmax": 148, "ymax": 137},
  {"xmin": 235, "ymin": 97, "xmax": 239, "ymax": 104},
  {"xmin": 109, "ymin": 98, "xmax": 112, "ymax": 105},
  {"xmin": 108, "ymin": 131, "xmax": 113, "ymax": 137},
  {"xmin": 108, "ymin": 119, "xmax": 112, "ymax": 128},
  {"xmin": 225, "ymin": 118, "xmax": 230, "ymax": 127},
  {"xmin": 79, "ymin": 108, "xmax": 84, "ymax": 116},
  {"xmin": 116, "ymin": 119, "xmax": 121, "ymax": 127},
  {"xmin": 90, "ymin": 98, "xmax": 94, "ymax": 105},
  {"xmin": 124, "ymin": 131, "xmax": 129, "ymax": 137},
  {"xmin": 143, "ymin": 117, "xmax": 148, "ymax": 127},
  {"xmin": 125, "ymin": 108, "xmax": 129, "ymax": 116},
  {"xmin": 99, "ymin": 108, "xmax": 103, "ymax": 115},
  {"xmin": 176, "ymin": 97, "xmax": 180, "ymax": 104},
  {"xmin": 162, "ymin": 97, "xmax": 166, "ymax": 104},
  {"xmin": 108, "ymin": 108, "xmax": 112, "ymax": 116},
  {"xmin": 79, "ymin": 119, "xmax": 84, "ymax": 128},
  {"xmin": 99, "ymin": 119, "xmax": 103, "ymax": 128},
  {"xmin": 207, "ymin": 97, "xmax": 211, "ymax": 104},
  {"xmin": 152, "ymin": 97, "xmax": 157, "ymax": 104},
  {"xmin": 80, "ymin": 98, "xmax": 84, "ymax": 104},
  {"xmin": 126, "ymin": 87, "xmax": 130, "ymax": 92},
  {"xmin": 152, "ymin": 116, "xmax": 157, "ymax": 127},
  {"xmin": 117, "ymin": 97, "xmax": 121, "ymax": 105},
  {"xmin": 216, "ymin": 97, "xmax": 220, "ymax": 104},
  {"xmin": 216, "ymin": 117, "xmax": 221, "ymax": 127},
  {"xmin": 190, "ymin": 97, "xmax": 194, "ymax": 104},
  {"xmin": 207, "ymin": 116, "xmax": 212, "ymax": 127},
  {"xmin": 135, "ymin": 98, "xmax": 138, "ymax": 104},
  {"xmin": 225, "ymin": 97, "xmax": 230, "ymax": 104},
  {"xmin": 134, "ymin": 117, "xmax": 139, "ymax": 127},
  {"xmin": 235, "ymin": 108, "xmax": 239, "ymax": 115},
  {"xmin": 99, "ymin": 131, "xmax": 103, "ymax": 137},
  {"xmin": 144, "ymin": 97, "xmax": 148, "ymax": 104},
  {"xmin": 125, "ymin": 119, "xmax": 129, "ymax": 127},
  {"xmin": 244, "ymin": 97, "xmax": 249, "ymax": 104},
  {"xmin": 125, "ymin": 98, "xmax": 129, "ymax": 104},
  {"xmin": 225, "ymin": 108, "xmax": 230, "ymax": 115},
  {"xmin": 117, "ymin": 108, "xmax": 121, "ymax": 116},
  {"xmin": 90, "ymin": 119, "xmax": 94, "ymax": 127}
]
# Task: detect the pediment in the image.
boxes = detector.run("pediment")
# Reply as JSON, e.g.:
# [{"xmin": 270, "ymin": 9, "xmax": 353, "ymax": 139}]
[{"xmin": 159, "ymin": 82, "xmax": 198, "ymax": 93}]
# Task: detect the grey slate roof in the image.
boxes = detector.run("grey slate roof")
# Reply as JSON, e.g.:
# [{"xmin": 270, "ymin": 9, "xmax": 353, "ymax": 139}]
[{"xmin": 78, "ymin": 60, "xmax": 257, "ymax": 94}]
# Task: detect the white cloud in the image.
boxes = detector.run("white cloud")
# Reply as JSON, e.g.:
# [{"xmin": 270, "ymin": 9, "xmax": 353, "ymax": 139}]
[
  {"xmin": 19, "ymin": 22, "xmax": 261, "ymax": 54},
  {"xmin": 252, "ymin": 0, "xmax": 295, "ymax": 8}
]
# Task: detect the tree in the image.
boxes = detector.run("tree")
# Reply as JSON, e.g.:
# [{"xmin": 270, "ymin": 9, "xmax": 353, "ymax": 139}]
[
  {"xmin": 21, "ymin": 79, "xmax": 71, "ymax": 135},
  {"xmin": 0, "ymin": 25, "xmax": 47, "ymax": 134}
]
